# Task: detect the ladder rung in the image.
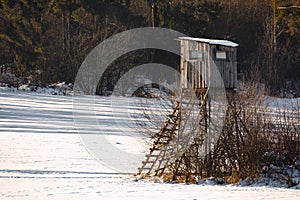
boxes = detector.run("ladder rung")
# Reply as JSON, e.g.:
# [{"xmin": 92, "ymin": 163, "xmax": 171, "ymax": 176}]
[
  {"xmin": 155, "ymin": 167, "xmax": 166, "ymax": 172},
  {"xmin": 146, "ymin": 154, "xmax": 159, "ymax": 157},
  {"xmin": 142, "ymin": 160, "xmax": 154, "ymax": 164},
  {"xmin": 138, "ymin": 167, "xmax": 151, "ymax": 171},
  {"xmin": 157, "ymin": 138, "xmax": 170, "ymax": 141},
  {"xmin": 150, "ymin": 147, "xmax": 159, "ymax": 151},
  {"xmin": 154, "ymin": 141, "xmax": 167, "ymax": 145},
  {"xmin": 156, "ymin": 135, "xmax": 171, "ymax": 138},
  {"xmin": 165, "ymin": 128, "xmax": 176, "ymax": 131}
]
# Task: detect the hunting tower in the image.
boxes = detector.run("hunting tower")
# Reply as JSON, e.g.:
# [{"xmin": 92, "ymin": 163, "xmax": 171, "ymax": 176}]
[{"xmin": 137, "ymin": 37, "xmax": 239, "ymax": 182}]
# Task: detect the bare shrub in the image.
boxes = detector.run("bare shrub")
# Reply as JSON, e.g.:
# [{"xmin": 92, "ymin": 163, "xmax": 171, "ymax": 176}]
[{"xmin": 138, "ymin": 81, "xmax": 300, "ymax": 184}]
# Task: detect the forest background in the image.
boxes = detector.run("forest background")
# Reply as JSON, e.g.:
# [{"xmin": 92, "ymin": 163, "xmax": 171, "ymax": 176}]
[{"xmin": 0, "ymin": 0, "xmax": 299, "ymax": 96}]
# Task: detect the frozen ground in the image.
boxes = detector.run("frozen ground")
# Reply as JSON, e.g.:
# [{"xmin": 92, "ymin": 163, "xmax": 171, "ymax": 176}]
[{"xmin": 0, "ymin": 90, "xmax": 299, "ymax": 199}]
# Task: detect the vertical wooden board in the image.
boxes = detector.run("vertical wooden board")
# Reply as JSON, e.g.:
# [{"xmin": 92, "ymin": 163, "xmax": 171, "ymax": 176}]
[
  {"xmin": 226, "ymin": 48, "xmax": 229, "ymax": 87},
  {"xmin": 180, "ymin": 41, "xmax": 184, "ymax": 88},
  {"xmin": 231, "ymin": 63, "xmax": 234, "ymax": 88},
  {"xmin": 197, "ymin": 60, "xmax": 200, "ymax": 88},
  {"xmin": 194, "ymin": 61, "xmax": 196, "ymax": 89},
  {"xmin": 203, "ymin": 59, "xmax": 205, "ymax": 88},
  {"xmin": 219, "ymin": 60, "xmax": 222, "ymax": 87},
  {"xmin": 192, "ymin": 62, "xmax": 195, "ymax": 88},
  {"xmin": 227, "ymin": 62, "xmax": 230, "ymax": 88},
  {"xmin": 192, "ymin": 41, "xmax": 195, "ymax": 83},
  {"xmin": 212, "ymin": 58, "xmax": 215, "ymax": 88},
  {"xmin": 199, "ymin": 61, "xmax": 202, "ymax": 88},
  {"xmin": 218, "ymin": 61, "xmax": 223, "ymax": 87},
  {"xmin": 198, "ymin": 61, "xmax": 201, "ymax": 88},
  {"xmin": 222, "ymin": 61, "xmax": 225, "ymax": 88},
  {"xmin": 188, "ymin": 63, "xmax": 190, "ymax": 87},
  {"xmin": 194, "ymin": 62, "xmax": 196, "ymax": 88},
  {"xmin": 206, "ymin": 44, "xmax": 210, "ymax": 87},
  {"xmin": 234, "ymin": 48, "xmax": 237, "ymax": 89},
  {"xmin": 184, "ymin": 59, "xmax": 186, "ymax": 88},
  {"xmin": 221, "ymin": 61, "xmax": 225, "ymax": 88},
  {"xmin": 205, "ymin": 44, "xmax": 208, "ymax": 87},
  {"xmin": 196, "ymin": 42, "xmax": 199, "ymax": 88},
  {"xmin": 187, "ymin": 62, "xmax": 190, "ymax": 87},
  {"xmin": 182, "ymin": 40, "xmax": 186, "ymax": 88},
  {"xmin": 230, "ymin": 62, "xmax": 233, "ymax": 88},
  {"xmin": 202, "ymin": 43, "xmax": 205, "ymax": 88},
  {"xmin": 195, "ymin": 62, "xmax": 197, "ymax": 88},
  {"xmin": 203, "ymin": 43, "xmax": 206, "ymax": 88},
  {"xmin": 223, "ymin": 61, "xmax": 226, "ymax": 87},
  {"xmin": 187, "ymin": 62, "xmax": 189, "ymax": 87},
  {"xmin": 184, "ymin": 40, "xmax": 188, "ymax": 88},
  {"xmin": 204, "ymin": 43, "xmax": 208, "ymax": 88},
  {"xmin": 209, "ymin": 45, "xmax": 212, "ymax": 88},
  {"xmin": 227, "ymin": 63, "xmax": 229, "ymax": 88},
  {"xmin": 208, "ymin": 44, "xmax": 211, "ymax": 88},
  {"xmin": 190, "ymin": 63, "xmax": 193, "ymax": 88},
  {"xmin": 185, "ymin": 40, "xmax": 188, "ymax": 61},
  {"xmin": 234, "ymin": 61, "xmax": 237, "ymax": 89},
  {"xmin": 229, "ymin": 49, "xmax": 233, "ymax": 88},
  {"xmin": 228, "ymin": 61, "xmax": 231, "ymax": 88},
  {"xmin": 181, "ymin": 41, "xmax": 186, "ymax": 88},
  {"xmin": 194, "ymin": 61, "xmax": 197, "ymax": 88},
  {"xmin": 232, "ymin": 48, "xmax": 236, "ymax": 88},
  {"xmin": 230, "ymin": 63, "xmax": 232, "ymax": 88},
  {"xmin": 233, "ymin": 47, "xmax": 237, "ymax": 61},
  {"xmin": 191, "ymin": 63, "xmax": 193, "ymax": 88},
  {"xmin": 223, "ymin": 61, "xmax": 226, "ymax": 88}
]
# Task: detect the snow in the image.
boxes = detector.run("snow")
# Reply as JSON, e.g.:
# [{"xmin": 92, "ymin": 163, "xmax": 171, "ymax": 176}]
[
  {"xmin": 178, "ymin": 37, "xmax": 239, "ymax": 47},
  {"xmin": 0, "ymin": 89, "xmax": 299, "ymax": 199},
  {"xmin": 267, "ymin": 95, "xmax": 299, "ymax": 109}
]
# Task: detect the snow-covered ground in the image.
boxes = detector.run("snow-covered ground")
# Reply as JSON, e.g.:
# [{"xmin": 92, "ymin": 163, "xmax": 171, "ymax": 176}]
[{"xmin": 0, "ymin": 90, "xmax": 299, "ymax": 199}]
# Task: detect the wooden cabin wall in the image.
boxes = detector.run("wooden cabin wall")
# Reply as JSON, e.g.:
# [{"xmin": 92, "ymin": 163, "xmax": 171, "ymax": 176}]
[
  {"xmin": 210, "ymin": 45, "xmax": 237, "ymax": 89},
  {"xmin": 180, "ymin": 40, "xmax": 210, "ymax": 89}
]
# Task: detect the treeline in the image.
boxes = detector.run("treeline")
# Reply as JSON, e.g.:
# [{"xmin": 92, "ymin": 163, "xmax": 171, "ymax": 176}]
[{"xmin": 0, "ymin": 0, "xmax": 299, "ymax": 95}]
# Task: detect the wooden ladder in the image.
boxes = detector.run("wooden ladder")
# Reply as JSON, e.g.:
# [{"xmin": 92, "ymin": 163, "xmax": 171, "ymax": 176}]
[
  {"xmin": 137, "ymin": 101, "xmax": 181, "ymax": 175},
  {"xmin": 137, "ymin": 90, "xmax": 209, "ymax": 176},
  {"xmin": 159, "ymin": 90, "xmax": 209, "ymax": 176},
  {"xmin": 168, "ymin": 90, "xmax": 209, "ymax": 179}
]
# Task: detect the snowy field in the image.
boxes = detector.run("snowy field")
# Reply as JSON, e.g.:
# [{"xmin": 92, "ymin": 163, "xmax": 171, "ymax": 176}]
[{"xmin": 0, "ymin": 90, "xmax": 299, "ymax": 199}]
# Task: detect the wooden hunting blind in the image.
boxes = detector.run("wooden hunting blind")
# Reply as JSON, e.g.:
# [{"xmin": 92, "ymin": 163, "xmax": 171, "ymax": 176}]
[
  {"xmin": 137, "ymin": 37, "xmax": 239, "ymax": 180},
  {"xmin": 178, "ymin": 37, "xmax": 238, "ymax": 91}
]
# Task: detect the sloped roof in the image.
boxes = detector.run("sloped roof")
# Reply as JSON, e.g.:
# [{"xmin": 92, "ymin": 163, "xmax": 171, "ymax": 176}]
[{"xmin": 178, "ymin": 37, "xmax": 239, "ymax": 47}]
